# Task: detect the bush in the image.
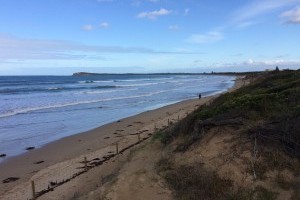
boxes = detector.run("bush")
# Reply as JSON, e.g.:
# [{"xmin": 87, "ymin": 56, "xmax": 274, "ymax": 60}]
[{"xmin": 163, "ymin": 164, "xmax": 233, "ymax": 200}]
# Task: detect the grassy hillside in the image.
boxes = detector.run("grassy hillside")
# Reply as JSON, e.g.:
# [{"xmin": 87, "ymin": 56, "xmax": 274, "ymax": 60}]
[{"xmin": 155, "ymin": 70, "xmax": 300, "ymax": 200}]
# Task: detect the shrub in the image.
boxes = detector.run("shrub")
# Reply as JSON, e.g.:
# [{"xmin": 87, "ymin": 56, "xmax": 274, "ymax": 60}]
[{"xmin": 163, "ymin": 164, "xmax": 233, "ymax": 200}]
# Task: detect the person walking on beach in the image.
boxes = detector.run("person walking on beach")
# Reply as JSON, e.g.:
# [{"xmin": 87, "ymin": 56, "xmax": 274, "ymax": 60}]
[{"xmin": 198, "ymin": 93, "xmax": 202, "ymax": 99}]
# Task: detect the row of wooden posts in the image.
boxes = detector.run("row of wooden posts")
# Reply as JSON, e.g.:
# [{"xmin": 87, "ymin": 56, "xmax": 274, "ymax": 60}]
[{"xmin": 29, "ymin": 113, "xmax": 188, "ymax": 199}]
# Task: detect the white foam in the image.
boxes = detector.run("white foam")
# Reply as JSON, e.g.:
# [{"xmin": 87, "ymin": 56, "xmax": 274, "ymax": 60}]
[
  {"xmin": 114, "ymin": 78, "xmax": 150, "ymax": 82},
  {"xmin": 117, "ymin": 82, "xmax": 165, "ymax": 87},
  {"xmin": 0, "ymin": 91, "xmax": 163, "ymax": 119},
  {"xmin": 82, "ymin": 88, "xmax": 138, "ymax": 94},
  {"xmin": 114, "ymin": 77, "xmax": 173, "ymax": 82},
  {"xmin": 47, "ymin": 87, "xmax": 62, "ymax": 90}
]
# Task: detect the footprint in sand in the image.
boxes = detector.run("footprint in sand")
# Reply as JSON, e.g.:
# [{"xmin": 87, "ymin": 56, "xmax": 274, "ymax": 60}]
[
  {"xmin": 2, "ymin": 177, "xmax": 20, "ymax": 183},
  {"xmin": 49, "ymin": 181, "xmax": 57, "ymax": 186},
  {"xmin": 33, "ymin": 161, "xmax": 44, "ymax": 164}
]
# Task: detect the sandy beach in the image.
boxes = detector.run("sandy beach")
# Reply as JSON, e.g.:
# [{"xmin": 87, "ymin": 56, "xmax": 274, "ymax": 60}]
[{"xmin": 0, "ymin": 76, "xmax": 245, "ymax": 200}]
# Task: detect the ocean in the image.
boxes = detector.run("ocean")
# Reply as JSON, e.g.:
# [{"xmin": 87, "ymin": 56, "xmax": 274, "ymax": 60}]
[{"xmin": 0, "ymin": 74, "xmax": 235, "ymax": 159}]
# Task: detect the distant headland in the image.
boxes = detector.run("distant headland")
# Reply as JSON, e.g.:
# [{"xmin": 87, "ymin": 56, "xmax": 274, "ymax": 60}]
[{"xmin": 72, "ymin": 71, "xmax": 264, "ymax": 77}]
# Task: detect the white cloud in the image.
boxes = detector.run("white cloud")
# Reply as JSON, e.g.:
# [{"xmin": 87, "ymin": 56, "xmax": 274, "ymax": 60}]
[
  {"xmin": 245, "ymin": 59, "xmax": 254, "ymax": 65},
  {"xmin": 208, "ymin": 59, "xmax": 300, "ymax": 71},
  {"xmin": 184, "ymin": 8, "xmax": 190, "ymax": 16},
  {"xmin": 236, "ymin": 21, "xmax": 257, "ymax": 29},
  {"xmin": 82, "ymin": 22, "xmax": 109, "ymax": 31},
  {"xmin": 137, "ymin": 8, "xmax": 172, "ymax": 19},
  {"xmin": 231, "ymin": 0, "xmax": 300, "ymax": 28},
  {"xmin": 281, "ymin": 7, "xmax": 300, "ymax": 24},
  {"xmin": 234, "ymin": 0, "xmax": 298, "ymax": 22},
  {"xmin": 81, "ymin": 25, "xmax": 95, "ymax": 31},
  {"xmin": 100, "ymin": 22, "xmax": 109, "ymax": 28},
  {"xmin": 168, "ymin": 25, "xmax": 179, "ymax": 31},
  {"xmin": 0, "ymin": 34, "xmax": 192, "ymax": 61},
  {"xmin": 185, "ymin": 31, "xmax": 223, "ymax": 44},
  {"xmin": 131, "ymin": 0, "xmax": 159, "ymax": 6},
  {"xmin": 234, "ymin": 59, "xmax": 300, "ymax": 67},
  {"xmin": 0, "ymin": 34, "xmax": 148, "ymax": 61}
]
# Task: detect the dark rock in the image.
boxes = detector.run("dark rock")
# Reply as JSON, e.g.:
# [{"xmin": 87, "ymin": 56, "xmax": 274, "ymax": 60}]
[{"xmin": 0, "ymin": 154, "xmax": 6, "ymax": 157}]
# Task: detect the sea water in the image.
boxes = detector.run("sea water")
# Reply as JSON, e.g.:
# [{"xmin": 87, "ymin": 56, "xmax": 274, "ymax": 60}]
[{"xmin": 0, "ymin": 74, "xmax": 235, "ymax": 159}]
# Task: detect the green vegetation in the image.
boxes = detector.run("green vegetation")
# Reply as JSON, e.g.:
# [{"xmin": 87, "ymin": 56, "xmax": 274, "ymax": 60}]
[
  {"xmin": 198, "ymin": 71, "xmax": 300, "ymax": 122},
  {"xmin": 156, "ymin": 158, "xmax": 234, "ymax": 200},
  {"xmin": 198, "ymin": 70, "xmax": 300, "ymax": 156},
  {"xmin": 156, "ymin": 157, "xmax": 278, "ymax": 200},
  {"xmin": 155, "ymin": 70, "xmax": 300, "ymax": 200},
  {"xmin": 152, "ymin": 130, "xmax": 170, "ymax": 144},
  {"xmin": 161, "ymin": 70, "xmax": 300, "ymax": 157}
]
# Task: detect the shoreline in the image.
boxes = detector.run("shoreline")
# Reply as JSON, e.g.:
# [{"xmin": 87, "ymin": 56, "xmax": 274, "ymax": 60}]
[
  {"xmin": 0, "ymin": 76, "xmax": 245, "ymax": 199},
  {"xmin": 0, "ymin": 88, "xmax": 230, "ymax": 164},
  {"xmin": 0, "ymin": 75, "xmax": 236, "ymax": 159}
]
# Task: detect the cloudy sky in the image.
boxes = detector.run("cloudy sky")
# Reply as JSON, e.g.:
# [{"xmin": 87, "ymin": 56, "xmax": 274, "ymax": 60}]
[{"xmin": 0, "ymin": 0, "xmax": 300, "ymax": 75}]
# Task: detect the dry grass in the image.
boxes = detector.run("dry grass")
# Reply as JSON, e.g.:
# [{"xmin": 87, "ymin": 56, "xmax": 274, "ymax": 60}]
[
  {"xmin": 230, "ymin": 186, "xmax": 278, "ymax": 200},
  {"xmin": 157, "ymin": 159, "xmax": 233, "ymax": 200}
]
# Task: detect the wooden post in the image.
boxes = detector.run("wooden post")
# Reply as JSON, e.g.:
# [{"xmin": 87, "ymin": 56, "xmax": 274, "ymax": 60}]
[
  {"xmin": 116, "ymin": 142, "xmax": 119, "ymax": 154},
  {"xmin": 84, "ymin": 156, "xmax": 87, "ymax": 171},
  {"xmin": 31, "ymin": 180, "xmax": 36, "ymax": 199}
]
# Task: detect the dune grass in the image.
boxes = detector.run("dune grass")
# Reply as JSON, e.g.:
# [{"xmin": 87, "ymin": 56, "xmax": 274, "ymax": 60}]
[
  {"xmin": 158, "ymin": 70, "xmax": 300, "ymax": 157},
  {"xmin": 155, "ymin": 70, "xmax": 300, "ymax": 200}
]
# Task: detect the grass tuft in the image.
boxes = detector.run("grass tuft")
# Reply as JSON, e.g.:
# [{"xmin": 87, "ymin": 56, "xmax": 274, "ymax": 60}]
[{"xmin": 157, "ymin": 158, "xmax": 233, "ymax": 200}]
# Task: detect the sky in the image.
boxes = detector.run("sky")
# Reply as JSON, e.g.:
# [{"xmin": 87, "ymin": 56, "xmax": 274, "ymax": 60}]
[{"xmin": 0, "ymin": 0, "xmax": 300, "ymax": 75}]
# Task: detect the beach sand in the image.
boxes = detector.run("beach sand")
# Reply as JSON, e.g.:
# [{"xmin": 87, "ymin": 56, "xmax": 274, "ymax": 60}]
[{"xmin": 0, "ymin": 76, "xmax": 246, "ymax": 200}]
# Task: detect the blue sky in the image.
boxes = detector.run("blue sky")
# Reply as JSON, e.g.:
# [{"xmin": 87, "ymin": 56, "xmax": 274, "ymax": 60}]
[{"xmin": 0, "ymin": 0, "xmax": 300, "ymax": 75}]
